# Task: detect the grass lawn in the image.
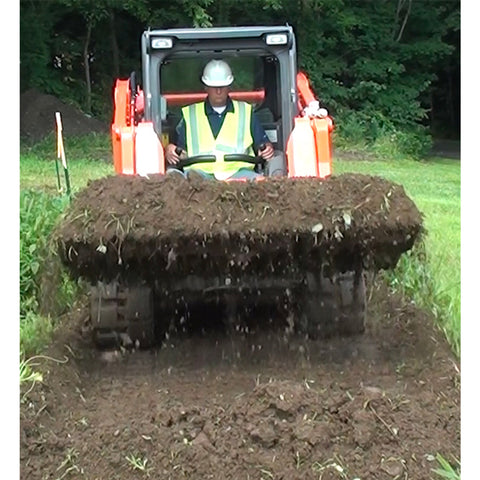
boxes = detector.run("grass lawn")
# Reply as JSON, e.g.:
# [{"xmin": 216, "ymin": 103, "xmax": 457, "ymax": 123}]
[{"xmin": 20, "ymin": 133, "xmax": 114, "ymax": 192}]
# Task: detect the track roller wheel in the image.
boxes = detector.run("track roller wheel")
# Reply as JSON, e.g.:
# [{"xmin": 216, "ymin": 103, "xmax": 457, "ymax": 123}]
[
  {"xmin": 296, "ymin": 270, "xmax": 366, "ymax": 339},
  {"xmin": 90, "ymin": 282, "xmax": 155, "ymax": 349}
]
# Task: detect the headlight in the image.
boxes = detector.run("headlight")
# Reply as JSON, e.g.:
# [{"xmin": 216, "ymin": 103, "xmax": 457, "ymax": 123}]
[
  {"xmin": 151, "ymin": 37, "xmax": 173, "ymax": 49},
  {"xmin": 265, "ymin": 33, "xmax": 288, "ymax": 45}
]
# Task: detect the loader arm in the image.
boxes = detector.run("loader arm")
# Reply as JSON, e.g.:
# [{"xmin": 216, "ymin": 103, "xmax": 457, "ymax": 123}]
[
  {"xmin": 111, "ymin": 79, "xmax": 165, "ymax": 176},
  {"xmin": 286, "ymin": 72, "xmax": 334, "ymax": 179}
]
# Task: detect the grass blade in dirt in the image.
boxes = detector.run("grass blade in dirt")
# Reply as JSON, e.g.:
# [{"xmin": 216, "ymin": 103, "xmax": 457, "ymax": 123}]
[{"xmin": 432, "ymin": 453, "xmax": 461, "ymax": 480}]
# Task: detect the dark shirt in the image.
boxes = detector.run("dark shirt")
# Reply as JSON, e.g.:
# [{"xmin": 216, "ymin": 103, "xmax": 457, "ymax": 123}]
[{"xmin": 174, "ymin": 97, "xmax": 270, "ymax": 152}]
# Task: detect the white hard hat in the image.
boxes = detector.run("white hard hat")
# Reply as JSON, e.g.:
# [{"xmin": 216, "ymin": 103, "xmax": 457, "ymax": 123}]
[{"xmin": 201, "ymin": 60, "xmax": 234, "ymax": 87}]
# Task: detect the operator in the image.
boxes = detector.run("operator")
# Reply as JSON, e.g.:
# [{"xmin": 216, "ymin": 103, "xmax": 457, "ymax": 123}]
[{"xmin": 165, "ymin": 59, "xmax": 285, "ymax": 180}]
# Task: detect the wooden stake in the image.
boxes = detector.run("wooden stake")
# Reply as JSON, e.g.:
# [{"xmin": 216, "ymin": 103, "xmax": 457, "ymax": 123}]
[{"xmin": 55, "ymin": 112, "xmax": 71, "ymax": 197}]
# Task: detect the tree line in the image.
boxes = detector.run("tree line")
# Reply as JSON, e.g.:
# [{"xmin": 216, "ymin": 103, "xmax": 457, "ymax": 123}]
[{"xmin": 20, "ymin": 0, "xmax": 460, "ymax": 150}]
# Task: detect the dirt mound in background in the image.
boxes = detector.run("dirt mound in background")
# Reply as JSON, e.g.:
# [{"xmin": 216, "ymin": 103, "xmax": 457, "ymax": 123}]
[
  {"xmin": 55, "ymin": 172, "xmax": 423, "ymax": 283},
  {"xmin": 20, "ymin": 88, "xmax": 108, "ymax": 143}
]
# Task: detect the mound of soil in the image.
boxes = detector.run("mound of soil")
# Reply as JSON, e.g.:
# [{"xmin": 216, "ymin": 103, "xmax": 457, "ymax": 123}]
[
  {"xmin": 20, "ymin": 88, "xmax": 108, "ymax": 143},
  {"xmin": 19, "ymin": 278, "xmax": 460, "ymax": 480},
  {"xmin": 55, "ymin": 173, "xmax": 423, "ymax": 283}
]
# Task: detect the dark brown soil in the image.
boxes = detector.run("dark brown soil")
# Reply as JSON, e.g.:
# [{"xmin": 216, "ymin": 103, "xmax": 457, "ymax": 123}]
[
  {"xmin": 54, "ymin": 172, "xmax": 423, "ymax": 284},
  {"xmin": 20, "ymin": 88, "xmax": 108, "ymax": 143},
  {"xmin": 20, "ymin": 278, "xmax": 460, "ymax": 480}
]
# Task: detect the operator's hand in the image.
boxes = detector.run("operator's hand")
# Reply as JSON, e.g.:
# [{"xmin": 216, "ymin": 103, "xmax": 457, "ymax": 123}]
[
  {"xmin": 258, "ymin": 142, "xmax": 274, "ymax": 161},
  {"xmin": 165, "ymin": 144, "xmax": 186, "ymax": 165}
]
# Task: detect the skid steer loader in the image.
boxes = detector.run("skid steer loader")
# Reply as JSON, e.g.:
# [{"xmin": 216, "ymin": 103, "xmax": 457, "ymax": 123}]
[{"xmin": 57, "ymin": 26, "xmax": 422, "ymax": 348}]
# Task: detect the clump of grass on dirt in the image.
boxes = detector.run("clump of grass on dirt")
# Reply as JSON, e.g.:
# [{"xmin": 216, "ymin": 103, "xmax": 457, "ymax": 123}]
[
  {"xmin": 125, "ymin": 453, "xmax": 152, "ymax": 475},
  {"xmin": 19, "ymin": 356, "xmax": 43, "ymax": 386},
  {"xmin": 55, "ymin": 448, "xmax": 83, "ymax": 478},
  {"xmin": 432, "ymin": 453, "xmax": 461, "ymax": 479}
]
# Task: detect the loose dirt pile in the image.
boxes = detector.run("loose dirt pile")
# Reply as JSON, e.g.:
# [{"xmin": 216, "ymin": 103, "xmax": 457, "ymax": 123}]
[
  {"xmin": 20, "ymin": 279, "xmax": 460, "ymax": 480},
  {"xmin": 20, "ymin": 88, "xmax": 108, "ymax": 143},
  {"xmin": 55, "ymin": 172, "xmax": 423, "ymax": 283}
]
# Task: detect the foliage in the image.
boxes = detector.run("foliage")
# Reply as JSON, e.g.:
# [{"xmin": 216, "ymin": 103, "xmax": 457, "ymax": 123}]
[
  {"xmin": 19, "ymin": 137, "xmax": 116, "ymax": 355},
  {"xmin": 383, "ymin": 244, "xmax": 460, "ymax": 356},
  {"xmin": 20, "ymin": 355, "xmax": 43, "ymax": 385},
  {"xmin": 20, "ymin": 311, "xmax": 56, "ymax": 357},
  {"xmin": 20, "ymin": 0, "xmax": 459, "ymax": 141},
  {"xmin": 432, "ymin": 453, "xmax": 461, "ymax": 480},
  {"xmin": 281, "ymin": 0, "xmax": 456, "ymax": 145},
  {"xmin": 334, "ymin": 110, "xmax": 433, "ymax": 158},
  {"xmin": 19, "ymin": 189, "xmax": 76, "ymax": 355},
  {"xmin": 20, "ymin": 190, "xmax": 68, "ymax": 316}
]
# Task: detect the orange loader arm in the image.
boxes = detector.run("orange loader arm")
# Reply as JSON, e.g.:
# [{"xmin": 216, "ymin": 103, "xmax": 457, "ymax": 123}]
[
  {"xmin": 112, "ymin": 79, "xmax": 135, "ymax": 174},
  {"xmin": 286, "ymin": 72, "xmax": 334, "ymax": 179},
  {"xmin": 111, "ymin": 79, "xmax": 165, "ymax": 176}
]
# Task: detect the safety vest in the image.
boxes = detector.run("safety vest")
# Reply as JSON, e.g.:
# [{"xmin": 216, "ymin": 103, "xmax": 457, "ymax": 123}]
[{"xmin": 182, "ymin": 100, "xmax": 254, "ymax": 180}]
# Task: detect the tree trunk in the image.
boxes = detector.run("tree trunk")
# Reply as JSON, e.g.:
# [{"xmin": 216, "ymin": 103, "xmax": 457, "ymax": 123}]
[
  {"xmin": 393, "ymin": 0, "xmax": 412, "ymax": 42},
  {"xmin": 397, "ymin": 0, "xmax": 412, "ymax": 42},
  {"xmin": 447, "ymin": 69, "xmax": 455, "ymax": 133},
  {"xmin": 84, "ymin": 20, "xmax": 92, "ymax": 114}
]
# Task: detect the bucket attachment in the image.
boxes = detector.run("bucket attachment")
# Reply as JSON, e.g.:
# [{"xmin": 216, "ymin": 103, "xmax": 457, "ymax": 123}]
[{"xmin": 56, "ymin": 173, "xmax": 423, "ymax": 348}]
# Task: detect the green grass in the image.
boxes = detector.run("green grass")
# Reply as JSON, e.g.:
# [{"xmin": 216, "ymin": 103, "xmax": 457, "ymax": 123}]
[
  {"xmin": 334, "ymin": 154, "xmax": 461, "ymax": 355},
  {"xmin": 21, "ymin": 131, "xmax": 112, "ymax": 162},
  {"xmin": 19, "ymin": 190, "xmax": 72, "ymax": 355},
  {"xmin": 125, "ymin": 453, "xmax": 152, "ymax": 474},
  {"xmin": 20, "ymin": 191, "xmax": 69, "ymax": 313},
  {"xmin": 432, "ymin": 453, "xmax": 461, "ymax": 479},
  {"xmin": 20, "ymin": 135, "xmax": 114, "ymax": 192},
  {"xmin": 20, "ymin": 134, "xmax": 114, "ymax": 357},
  {"xmin": 20, "ymin": 356, "xmax": 44, "ymax": 385}
]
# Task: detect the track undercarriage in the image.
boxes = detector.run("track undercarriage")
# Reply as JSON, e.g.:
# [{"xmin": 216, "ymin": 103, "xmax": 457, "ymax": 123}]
[{"xmin": 90, "ymin": 269, "xmax": 366, "ymax": 349}]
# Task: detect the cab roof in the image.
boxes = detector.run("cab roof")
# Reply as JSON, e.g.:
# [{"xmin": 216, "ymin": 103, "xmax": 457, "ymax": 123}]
[{"xmin": 145, "ymin": 25, "xmax": 293, "ymax": 41}]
